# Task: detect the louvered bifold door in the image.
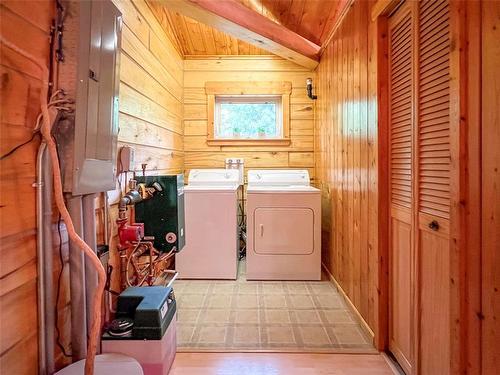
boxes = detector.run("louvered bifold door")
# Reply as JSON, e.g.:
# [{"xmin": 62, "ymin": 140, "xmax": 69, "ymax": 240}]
[
  {"xmin": 416, "ymin": 1, "xmax": 451, "ymax": 374},
  {"xmin": 388, "ymin": 2, "xmax": 414, "ymax": 374}
]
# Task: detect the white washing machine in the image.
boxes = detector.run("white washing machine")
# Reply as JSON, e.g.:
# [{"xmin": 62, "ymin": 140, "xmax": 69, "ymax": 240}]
[
  {"xmin": 246, "ymin": 170, "xmax": 321, "ymax": 281},
  {"xmin": 176, "ymin": 169, "xmax": 241, "ymax": 279}
]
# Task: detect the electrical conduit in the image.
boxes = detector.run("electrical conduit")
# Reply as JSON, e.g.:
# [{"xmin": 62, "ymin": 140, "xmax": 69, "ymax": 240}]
[{"xmin": 36, "ymin": 142, "xmax": 56, "ymax": 375}]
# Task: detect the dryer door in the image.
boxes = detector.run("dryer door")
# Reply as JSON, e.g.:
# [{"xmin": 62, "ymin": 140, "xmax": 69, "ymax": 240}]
[{"xmin": 254, "ymin": 207, "xmax": 314, "ymax": 255}]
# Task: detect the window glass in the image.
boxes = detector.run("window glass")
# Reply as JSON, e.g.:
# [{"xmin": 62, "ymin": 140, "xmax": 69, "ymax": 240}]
[{"xmin": 215, "ymin": 96, "xmax": 282, "ymax": 139}]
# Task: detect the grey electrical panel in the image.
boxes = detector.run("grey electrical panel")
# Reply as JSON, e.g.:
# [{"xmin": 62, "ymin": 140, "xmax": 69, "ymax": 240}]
[{"xmin": 57, "ymin": 0, "xmax": 122, "ymax": 195}]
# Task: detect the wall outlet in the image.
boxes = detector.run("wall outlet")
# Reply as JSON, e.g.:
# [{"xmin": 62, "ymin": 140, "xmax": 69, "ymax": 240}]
[
  {"xmin": 225, "ymin": 158, "xmax": 244, "ymax": 166},
  {"xmin": 225, "ymin": 158, "xmax": 244, "ymax": 185}
]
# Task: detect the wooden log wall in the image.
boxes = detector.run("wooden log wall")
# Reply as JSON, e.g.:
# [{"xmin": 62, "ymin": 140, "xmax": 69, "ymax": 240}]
[
  {"xmin": 0, "ymin": 1, "xmax": 74, "ymax": 373},
  {"xmin": 183, "ymin": 56, "xmax": 315, "ymax": 185},
  {"xmin": 1, "ymin": 1, "xmax": 184, "ymax": 373},
  {"xmin": 103, "ymin": 0, "xmax": 184, "ymax": 297},
  {"xmin": 113, "ymin": 0, "xmax": 184, "ymax": 176},
  {"xmin": 315, "ymin": 0, "xmax": 381, "ymax": 340}
]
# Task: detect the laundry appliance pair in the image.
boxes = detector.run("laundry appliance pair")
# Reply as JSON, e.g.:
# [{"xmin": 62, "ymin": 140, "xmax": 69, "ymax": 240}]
[{"xmin": 176, "ymin": 169, "xmax": 321, "ymax": 281}]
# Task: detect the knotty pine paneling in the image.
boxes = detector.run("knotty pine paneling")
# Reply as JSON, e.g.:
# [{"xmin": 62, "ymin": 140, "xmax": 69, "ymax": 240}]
[
  {"xmin": 0, "ymin": 1, "xmax": 71, "ymax": 373},
  {"xmin": 315, "ymin": 0, "xmax": 379, "ymax": 340},
  {"xmin": 481, "ymin": 1, "xmax": 500, "ymax": 373},
  {"xmin": 0, "ymin": 1, "xmax": 185, "ymax": 373},
  {"xmin": 146, "ymin": 0, "xmax": 271, "ymax": 57},
  {"xmin": 235, "ymin": 0, "xmax": 346, "ymax": 47},
  {"xmin": 104, "ymin": 0, "xmax": 185, "ymax": 299},
  {"xmin": 113, "ymin": 0, "xmax": 184, "ymax": 175},
  {"xmin": 183, "ymin": 56, "xmax": 315, "ymax": 183}
]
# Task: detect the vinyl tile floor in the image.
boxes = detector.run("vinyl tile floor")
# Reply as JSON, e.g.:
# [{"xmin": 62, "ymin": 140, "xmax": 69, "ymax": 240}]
[{"xmin": 174, "ymin": 261, "xmax": 376, "ymax": 353}]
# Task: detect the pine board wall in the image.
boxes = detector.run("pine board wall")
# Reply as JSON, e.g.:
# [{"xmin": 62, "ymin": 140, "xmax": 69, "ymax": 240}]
[
  {"xmin": 315, "ymin": 0, "xmax": 381, "ymax": 341},
  {"xmin": 0, "ymin": 1, "xmax": 184, "ymax": 373},
  {"xmin": 113, "ymin": 0, "xmax": 184, "ymax": 176},
  {"xmin": 106, "ymin": 0, "xmax": 184, "ymax": 301},
  {"xmin": 183, "ymin": 56, "xmax": 315, "ymax": 182},
  {"xmin": 481, "ymin": 1, "xmax": 500, "ymax": 372},
  {"xmin": 0, "ymin": 1, "xmax": 70, "ymax": 373}
]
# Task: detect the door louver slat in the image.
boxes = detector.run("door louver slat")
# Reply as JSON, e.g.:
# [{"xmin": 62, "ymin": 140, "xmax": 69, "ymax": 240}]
[
  {"xmin": 418, "ymin": 0, "xmax": 451, "ymax": 219},
  {"xmin": 390, "ymin": 9, "xmax": 413, "ymax": 209}
]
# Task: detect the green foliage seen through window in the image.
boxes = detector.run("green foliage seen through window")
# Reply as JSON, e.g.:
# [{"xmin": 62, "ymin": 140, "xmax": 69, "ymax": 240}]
[{"xmin": 215, "ymin": 97, "xmax": 281, "ymax": 139}]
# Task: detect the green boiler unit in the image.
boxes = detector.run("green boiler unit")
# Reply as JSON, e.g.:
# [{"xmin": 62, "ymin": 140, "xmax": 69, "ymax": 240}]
[{"xmin": 135, "ymin": 174, "xmax": 185, "ymax": 253}]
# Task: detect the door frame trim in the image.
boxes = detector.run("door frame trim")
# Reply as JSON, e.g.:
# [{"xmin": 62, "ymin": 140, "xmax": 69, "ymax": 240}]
[{"xmin": 371, "ymin": 0, "xmax": 483, "ymax": 373}]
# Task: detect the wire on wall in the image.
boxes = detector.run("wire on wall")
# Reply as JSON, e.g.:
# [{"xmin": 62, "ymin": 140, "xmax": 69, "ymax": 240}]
[
  {"xmin": 0, "ymin": 133, "xmax": 40, "ymax": 161},
  {"xmin": 0, "ymin": 35, "xmax": 105, "ymax": 375}
]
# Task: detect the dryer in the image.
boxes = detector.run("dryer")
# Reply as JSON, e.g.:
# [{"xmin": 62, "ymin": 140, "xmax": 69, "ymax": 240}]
[
  {"xmin": 246, "ymin": 170, "xmax": 321, "ymax": 281},
  {"xmin": 176, "ymin": 169, "xmax": 240, "ymax": 279}
]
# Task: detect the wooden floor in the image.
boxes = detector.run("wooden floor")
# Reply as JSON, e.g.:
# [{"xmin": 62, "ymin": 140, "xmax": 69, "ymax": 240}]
[{"xmin": 170, "ymin": 353, "xmax": 396, "ymax": 374}]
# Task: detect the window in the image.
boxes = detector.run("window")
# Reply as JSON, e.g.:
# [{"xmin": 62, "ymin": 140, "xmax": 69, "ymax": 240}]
[
  {"xmin": 206, "ymin": 81, "xmax": 291, "ymax": 146},
  {"xmin": 215, "ymin": 96, "xmax": 282, "ymax": 139}
]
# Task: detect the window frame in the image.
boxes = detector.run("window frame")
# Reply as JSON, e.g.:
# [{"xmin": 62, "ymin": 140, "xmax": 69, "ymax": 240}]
[
  {"xmin": 205, "ymin": 81, "xmax": 292, "ymax": 146},
  {"xmin": 214, "ymin": 95, "xmax": 283, "ymax": 140}
]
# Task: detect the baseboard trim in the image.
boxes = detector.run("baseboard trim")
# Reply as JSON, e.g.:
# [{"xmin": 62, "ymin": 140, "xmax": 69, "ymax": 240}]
[
  {"xmin": 321, "ymin": 263, "xmax": 376, "ymax": 342},
  {"xmin": 381, "ymin": 352, "xmax": 406, "ymax": 375}
]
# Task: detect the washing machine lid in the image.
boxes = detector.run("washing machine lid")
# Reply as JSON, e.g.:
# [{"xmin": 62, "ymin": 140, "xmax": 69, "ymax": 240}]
[
  {"xmin": 247, "ymin": 185, "xmax": 320, "ymax": 194},
  {"xmin": 184, "ymin": 184, "xmax": 239, "ymax": 192},
  {"xmin": 247, "ymin": 185, "xmax": 319, "ymax": 193},
  {"xmin": 247, "ymin": 169, "xmax": 310, "ymax": 187},
  {"xmin": 187, "ymin": 169, "xmax": 241, "ymax": 187}
]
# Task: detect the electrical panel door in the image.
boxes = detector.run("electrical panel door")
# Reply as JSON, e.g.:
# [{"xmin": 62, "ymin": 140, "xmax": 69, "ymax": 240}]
[{"xmin": 57, "ymin": 0, "xmax": 122, "ymax": 194}]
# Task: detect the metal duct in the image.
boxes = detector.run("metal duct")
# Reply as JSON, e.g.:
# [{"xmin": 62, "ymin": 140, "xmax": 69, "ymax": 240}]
[{"xmin": 67, "ymin": 195, "xmax": 87, "ymax": 360}]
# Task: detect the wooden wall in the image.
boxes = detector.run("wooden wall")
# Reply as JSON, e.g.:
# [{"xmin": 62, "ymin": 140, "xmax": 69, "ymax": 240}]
[
  {"xmin": 104, "ymin": 0, "xmax": 184, "ymax": 296},
  {"xmin": 315, "ymin": 0, "xmax": 381, "ymax": 340},
  {"xmin": 146, "ymin": 0, "xmax": 271, "ymax": 56},
  {"xmin": 183, "ymin": 56, "xmax": 315, "ymax": 181},
  {"xmin": 481, "ymin": 1, "xmax": 500, "ymax": 373},
  {"xmin": 315, "ymin": 1, "xmax": 500, "ymax": 369},
  {"xmin": 113, "ymin": 0, "xmax": 184, "ymax": 176},
  {"xmin": 0, "ymin": 1, "xmax": 72, "ymax": 373},
  {"xmin": 1, "ymin": 1, "xmax": 184, "ymax": 373}
]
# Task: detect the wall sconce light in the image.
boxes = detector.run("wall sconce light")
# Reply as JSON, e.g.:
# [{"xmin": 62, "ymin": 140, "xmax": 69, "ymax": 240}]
[{"xmin": 306, "ymin": 78, "xmax": 317, "ymax": 100}]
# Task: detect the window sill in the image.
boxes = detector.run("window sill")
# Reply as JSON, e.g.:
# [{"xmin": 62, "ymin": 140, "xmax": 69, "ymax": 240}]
[{"xmin": 206, "ymin": 138, "xmax": 291, "ymax": 146}]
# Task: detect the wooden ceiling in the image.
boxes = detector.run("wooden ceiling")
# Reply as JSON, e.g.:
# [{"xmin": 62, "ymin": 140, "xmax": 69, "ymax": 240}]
[
  {"xmin": 147, "ymin": 0, "xmax": 271, "ymax": 56},
  {"xmin": 235, "ymin": 0, "xmax": 346, "ymax": 47},
  {"xmin": 146, "ymin": 0, "xmax": 350, "ymax": 67}
]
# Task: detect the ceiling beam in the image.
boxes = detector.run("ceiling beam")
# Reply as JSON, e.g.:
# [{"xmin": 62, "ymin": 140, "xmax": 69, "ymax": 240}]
[{"xmin": 161, "ymin": 0, "xmax": 320, "ymax": 69}]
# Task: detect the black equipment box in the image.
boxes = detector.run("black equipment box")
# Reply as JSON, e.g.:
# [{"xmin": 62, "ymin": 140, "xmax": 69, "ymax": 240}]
[
  {"xmin": 135, "ymin": 174, "xmax": 185, "ymax": 253},
  {"xmin": 102, "ymin": 286, "xmax": 176, "ymax": 340}
]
